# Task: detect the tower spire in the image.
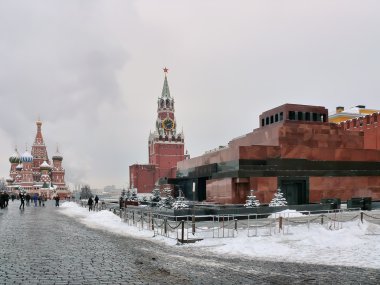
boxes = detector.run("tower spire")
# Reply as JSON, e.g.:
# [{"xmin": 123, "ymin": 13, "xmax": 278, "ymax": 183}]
[{"xmin": 161, "ymin": 67, "xmax": 171, "ymax": 98}]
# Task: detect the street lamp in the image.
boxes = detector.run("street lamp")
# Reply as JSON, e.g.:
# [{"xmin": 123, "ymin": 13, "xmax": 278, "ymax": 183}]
[{"xmin": 192, "ymin": 182, "xmax": 195, "ymax": 235}]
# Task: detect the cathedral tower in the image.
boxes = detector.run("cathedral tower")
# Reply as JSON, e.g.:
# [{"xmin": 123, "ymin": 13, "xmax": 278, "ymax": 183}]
[
  {"xmin": 31, "ymin": 119, "xmax": 49, "ymax": 182},
  {"xmin": 130, "ymin": 68, "xmax": 186, "ymax": 193},
  {"xmin": 8, "ymin": 147, "xmax": 20, "ymax": 183},
  {"xmin": 51, "ymin": 147, "xmax": 66, "ymax": 190},
  {"xmin": 20, "ymin": 148, "xmax": 34, "ymax": 189},
  {"xmin": 148, "ymin": 68, "xmax": 185, "ymax": 180}
]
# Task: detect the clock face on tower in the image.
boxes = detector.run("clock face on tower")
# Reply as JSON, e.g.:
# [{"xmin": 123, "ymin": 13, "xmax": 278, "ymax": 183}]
[{"xmin": 162, "ymin": 118, "xmax": 174, "ymax": 130}]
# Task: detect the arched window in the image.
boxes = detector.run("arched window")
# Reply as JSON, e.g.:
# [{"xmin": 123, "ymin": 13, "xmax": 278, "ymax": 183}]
[
  {"xmin": 347, "ymin": 121, "xmax": 351, "ymax": 129},
  {"xmin": 373, "ymin": 113, "xmax": 378, "ymax": 123}
]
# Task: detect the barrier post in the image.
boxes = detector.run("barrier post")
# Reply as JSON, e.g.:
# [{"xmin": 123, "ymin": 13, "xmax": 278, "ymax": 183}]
[
  {"xmin": 181, "ymin": 220, "xmax": 185, "ymax": 243},
  {"xmin": 192, "ymin": 215, "xmax": 195, "ymax": 235}
]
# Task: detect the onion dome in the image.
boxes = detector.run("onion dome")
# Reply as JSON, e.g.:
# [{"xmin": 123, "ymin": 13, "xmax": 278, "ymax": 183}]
[
  {"xmin": 16, "ymin": 163, "xmax": 23, "ymax": 171},
  {"xmin": 20, "ymin": 150, "xmax": 33, "ymax": 163},
  {"xmin": 52, "ymin": 146, "xmax": 63, "ymax": 161},
  {"xmin": 9, "ymin": 149, "xmax": 20, "ymax": 164},
  {"xmin": 40, "ymin": 161, "xmax": 52, "ymax": 170}
]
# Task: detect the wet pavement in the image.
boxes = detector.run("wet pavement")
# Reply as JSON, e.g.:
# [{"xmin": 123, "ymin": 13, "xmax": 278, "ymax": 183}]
[{"xmin": 0, "ymin": 200, "xmax": 379, "ymax": 284}]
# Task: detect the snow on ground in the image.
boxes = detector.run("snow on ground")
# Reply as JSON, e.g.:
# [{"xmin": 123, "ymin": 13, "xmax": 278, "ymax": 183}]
[
  {"xmin": 268, "ymin": 209, "xmax": 304, "ymax": 218},
  {"xmin": 60, "ymin": 202, "xmax": 380, "ymax": 269}
]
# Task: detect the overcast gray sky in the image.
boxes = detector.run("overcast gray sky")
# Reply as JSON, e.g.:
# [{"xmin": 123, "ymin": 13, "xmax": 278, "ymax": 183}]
[{"xmin": 1, "ymin": 0, "xmax": 379, "ymax": 189}]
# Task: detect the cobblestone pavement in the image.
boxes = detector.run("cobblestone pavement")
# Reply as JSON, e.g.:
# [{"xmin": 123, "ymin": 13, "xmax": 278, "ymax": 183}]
[{"xmin": 1, "ymin": 201, "xmax": 379, "ymax": 285}]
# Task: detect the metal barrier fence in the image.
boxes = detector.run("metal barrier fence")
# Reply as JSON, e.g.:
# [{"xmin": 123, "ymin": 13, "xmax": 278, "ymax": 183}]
[{"xmin": 78, "ymin": 202, "xmax": 380, "ymax": 243}]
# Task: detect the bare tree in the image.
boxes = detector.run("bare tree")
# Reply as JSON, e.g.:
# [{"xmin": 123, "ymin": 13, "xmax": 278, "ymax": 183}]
[
  {"xmin": 80, "ymin": 185, "xmax": 93, "ymax": 199},
  {"xmin": 0, "ymin": 178, "xmax": 7, "ymax": 191}
]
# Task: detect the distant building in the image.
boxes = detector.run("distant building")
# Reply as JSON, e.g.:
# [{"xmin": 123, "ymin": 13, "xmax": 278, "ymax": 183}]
[
  {"xmin": 171, "ymin": 103, "xmax": 380, "ymax": 204},
  {"xmin": 6, "ymin": 120, "xmax": 70, "ymax": 199},
  {"xmin": 329, "ymin": 105, "xmax": 380, "ymax": 123},
  {"xmin": 129, "ymin": 69, "xmax": 188, "ymax": 193}
]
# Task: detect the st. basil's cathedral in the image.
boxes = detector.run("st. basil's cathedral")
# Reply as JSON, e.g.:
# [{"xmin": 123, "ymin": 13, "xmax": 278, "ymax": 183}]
[{"xmin": 6, "ymin": 119, "xmax": 70, "ymax": 199}]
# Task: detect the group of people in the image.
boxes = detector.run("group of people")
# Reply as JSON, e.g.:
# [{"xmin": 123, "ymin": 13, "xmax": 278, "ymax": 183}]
[
  {"xmin": 87, "ymin": 195, "xmax": 99, "ymax": 211},
  {"xmin": 18, "ymin": 192, "xmax": 47, "ymax": 210},
  {"xmin": 0, "ymin": 191, "xmax": 63, "ymax": 210},
  {"xmin": 0, "ymin": 192, "xmax": 10, "ymax": 209}
]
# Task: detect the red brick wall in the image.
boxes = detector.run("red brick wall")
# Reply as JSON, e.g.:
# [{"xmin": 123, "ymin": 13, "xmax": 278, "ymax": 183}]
[
  {"xmin": 250, "ymin": 177, "xmax": 278, "ymax": 204},
  {"xmin": 206, "ymin": 178, "xmax": 234, "ymax": 204},
  {"xmin": 310, "ymin": 176, "xmax": 380, "ymax": 202},
  {"xmin": 205, "ymin": 177, "xmax": 278, "ymax": 204},
  {"xmin": 129, "ymin": 164, "xmax": 157, "ymax": 193}
]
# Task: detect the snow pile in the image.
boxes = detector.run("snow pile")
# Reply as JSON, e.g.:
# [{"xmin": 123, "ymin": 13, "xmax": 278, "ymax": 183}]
[
  {"xmin": 59, "ymin": 202, "xmax": 380, "ymax": 269},
  {"xmin": 59, "ymin": 202, "xmax": 176, "ymax": 245},
  {"xmin": 269, "ymin": 209, "xmax": 304, "ymax": 218},
  {"xmin": 197, "ymin": 220, "xmax": 380, "ymax": 269}
]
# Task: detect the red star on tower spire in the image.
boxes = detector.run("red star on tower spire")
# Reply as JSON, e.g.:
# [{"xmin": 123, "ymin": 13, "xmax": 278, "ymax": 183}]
[{"xmin": 163, "ymin": 67, "xmax": 169, "ymax": 74}]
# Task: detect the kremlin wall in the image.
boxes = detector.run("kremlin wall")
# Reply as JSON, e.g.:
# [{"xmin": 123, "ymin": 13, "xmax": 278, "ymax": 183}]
[{"xmin": 129, "ymin": 70, "xmax": 380, "ymax": 205}]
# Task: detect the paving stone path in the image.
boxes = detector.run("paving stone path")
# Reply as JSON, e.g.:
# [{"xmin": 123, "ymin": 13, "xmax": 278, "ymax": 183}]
[{"xmin": 0, "ymin": 200, "xmax": 379, "ymax": 284}]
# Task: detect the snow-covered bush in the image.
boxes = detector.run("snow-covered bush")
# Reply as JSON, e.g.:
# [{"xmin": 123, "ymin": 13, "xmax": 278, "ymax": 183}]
[
  {"xmin": 172, "ymin": 191, "xmax": 189, "ymax": 209},
  {"xmin": 244, "ymin": 189, "xmax": 260, "ymax": 207},
  {"xmin": 269, "ymin": 188, "xmax": 288, "ymax": 207}
]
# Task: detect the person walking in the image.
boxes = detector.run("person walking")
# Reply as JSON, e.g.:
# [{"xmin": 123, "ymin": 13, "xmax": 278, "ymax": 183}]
[
  {"xmin": 94, "ymin": 195, "xmax": 99, "ymax": 209},
  {"xmin": 88, "ymin": 196, "xmax": 94, "ymax": 212},
  {"xmin": 38, "ymin": 195, "xmax": 42, "ymax": 207},
  {"xmin": 4, "ymin": 192, "xmax": 9, "ymax": 208},
  {"xmin": 0, "ymin": 192, "xmax": 4, "ymax": 209},
  {"xmin": 119, "ymin": 196, "xmax": 124, "ymax": 210},
  {"xmin": 42, "ymin": 194, "xmax": 46, "ymax": 207},
  {"xmin": 54, "ymin": 195, "xmax": 60, "ymax": 207},
  {"xmin": 25, "ymin": 193, "xmax": 31, "ymax": 206},
  {"xmin": 33, "ymin": 193, "xmax": 38, "ymax": 207},
  {"xmin": 19, "ymin": 192, "xmax": 25, "ymax": 210}
]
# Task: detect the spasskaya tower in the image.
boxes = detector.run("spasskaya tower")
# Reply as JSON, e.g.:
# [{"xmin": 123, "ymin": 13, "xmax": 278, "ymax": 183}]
[{"xmin": 129, "ymin": 68, "xmax": 187, "ymax": 193}]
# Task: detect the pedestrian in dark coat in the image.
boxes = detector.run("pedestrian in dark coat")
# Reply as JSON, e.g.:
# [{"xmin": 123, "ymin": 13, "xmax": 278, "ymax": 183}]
[
  {"xmin": 88, "ymin": 197, "xmax": 94, "ymax": 211},
  {"xmin": 38, "ymin": 195, "xmax": 42, "ymax": 207},
  {"xmin": 54, "ymin": 195, "xmax": 60, "ymax": 207},
  {"xmin": 4, "ymin": 192, "xmax": 9, "ymax": 207},
  {"xmin": 119, "ymin": 196, "xmax": 124, "ymax": 210},
  {"xmin": 25, "ymin": 193, "xmax": 31, "ymax": 206},
  {"xmin": 19, "ymin": 193, "xmax": 25, "ymax": 210},
  {"xmin": 0, "ymin": 192, "xmax": 4, "ymax": 209}
]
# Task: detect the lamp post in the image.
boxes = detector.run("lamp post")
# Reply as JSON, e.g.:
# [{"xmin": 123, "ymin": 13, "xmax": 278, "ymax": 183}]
[{"xmin": 192, "ymin": 182, "xmax": 195, "ymax": 235}]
